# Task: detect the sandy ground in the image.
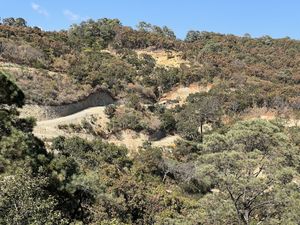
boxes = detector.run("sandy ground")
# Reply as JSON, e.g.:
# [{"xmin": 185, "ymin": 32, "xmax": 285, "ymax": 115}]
[
  {"xmin": 26, "ymin": 96, "xmax": 299, "ymax": 152},
  {"xmin": 27, "ymin": 106, "xmax": 300, "ymax": 153},
  {"xmin": 100, "ymin": 49, "xmax": 189, "ymax": 68},
  {"xmin": 136, "ymin": 49, "xmax": 189, "ymax": 68},
  {"xmin": 159, "ymin": 83, "xmax": 213, "ymax": 108},
  {"xmin": 33, "ymin": 106, "xmax": 108, "ymax": 141},
  {"xmin": 108, "ymin": 132, "xmax": 181, "ymax": 152},
  {"xmin": 30, "ymin": 105, "xmax": 299, "ymax": 152},
  {"xmin": 31, "ymin": 105, "xmax": 180, "ymax": 151},
  {"xmin": 152, "ymin": 135, "xmax": 182, "ymax": 148},
  {"xmin": 241, "ymin": 107, "xmax": 300, "ymax": 127},
  {"xmin": 107, "ymin": 130, "xmax": 148, "ymax": 152}
]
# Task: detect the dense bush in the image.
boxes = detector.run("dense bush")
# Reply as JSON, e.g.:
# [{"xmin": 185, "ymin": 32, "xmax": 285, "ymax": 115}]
[
  {"xmin": 177, "ymin": 93, "xmax": 222, "ymax": 141},
  {"xmin": 0, "ymin": 74, "xmax": 65, "ymax": 224},
  {"xmin": 68, "ymin": 18, "xmax": 121, "ymax": 50},
  {"xmin": 108, "ymin": 108, "xmax": 147, "ymax": 133}
]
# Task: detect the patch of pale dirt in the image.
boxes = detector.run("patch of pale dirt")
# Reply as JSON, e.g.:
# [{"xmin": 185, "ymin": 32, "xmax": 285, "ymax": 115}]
[
  {"xmin": 29, "ymin": 105, "xmax": 180, "ymax": 151},
  {"xmin": 242, "ymin": 107, "xmax": 277, "ymax": 121},
  {"xmin": 231, "ymin": 107, "xmax": 300, "ymax": 127},
  {"xmin": 23, "ymin": 102, "xmax": 299, "ymax": 152},
  {"xmin": 292, "ymin": 176, "xmax": 300, "ymax": 186},
  {"xmin": 33, "ymin": 106, "xmax": 108, "ymax": 141},
  {"xmin": 242, "ymin": 107, "xmax": 300, "ymax": 126},
  {"xmin": 286, "ymin": 119, "xmax": 300, "ymax": 127},
  {"xmin": 101, "ymin": 48, "xmax": 189, "ymax": 68},
  {"xmin": 159, "ymin": 83, "xmax": 213, "ymax": 108},
  {"xmin": 108, "ymin": 132, "xmax": 181, "ymax": 152},
  {"xmin": 136, "ymin": 49, "xmax": 189, "ymax": 68},
  {"xmin": 152, "ymin": 135, "xmax": 182, "ymax": 148},
  {"xmin": 19, "ymin": 105, "xmax": 51, "ymax": 121},
  {"xmin": 107, "ymin": 130, "xmax": 148, "ymax": 153}
]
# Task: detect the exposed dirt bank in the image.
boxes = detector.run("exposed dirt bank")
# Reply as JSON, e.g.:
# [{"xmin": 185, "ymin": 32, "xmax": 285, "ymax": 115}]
[{"xmin": 20, "ymin": 91, "xmax": 114, "ymax": 120}]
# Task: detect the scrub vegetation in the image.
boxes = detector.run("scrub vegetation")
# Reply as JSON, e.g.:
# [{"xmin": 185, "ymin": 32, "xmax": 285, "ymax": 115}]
[{"xmin": 0, "ymin": 17, "xmax": 299, "ymax": 224}]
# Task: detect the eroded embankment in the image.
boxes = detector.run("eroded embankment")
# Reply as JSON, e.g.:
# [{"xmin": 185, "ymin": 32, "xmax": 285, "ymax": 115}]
[
  {"xmin": 33, "ymin": 106, "xmax": 108, "ymax": 140},
  {"xmin": 20, "ymin": 91, "xmax": 114, "ymax": 121}
]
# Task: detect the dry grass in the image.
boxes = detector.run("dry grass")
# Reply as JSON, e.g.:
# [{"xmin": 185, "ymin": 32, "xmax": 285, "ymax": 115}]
[
  {"xmin": 136, "ymin": 49, "xmax": 189, "ymax": 68},
  {"xmin": 152, "ymin": 135, "xmax": 182, "ymax": 148},
  {"xmin": 242, "ymin": 107, "xmax": 277, "ymax": 121},
  {"xmin": 0, "ymin": 62, "xmax": 92, "ymax": 105},
  {"xmin": 32, "ymin": 106, "xmax": 108, "ymax": 140},
  {"xmin": 107, "ymin": 129, "xmax": 148, "ymax": 153},
  {"xmin": 222, "ymin": 107, "xmax": 300, "ymax": 127},
  {"xmin": 28, "ymin": 103, "xmax": 180, "ymax": 152},
  {"xmin": 159, "ymin": 83, "xmax": 213, "ymax": 108}
]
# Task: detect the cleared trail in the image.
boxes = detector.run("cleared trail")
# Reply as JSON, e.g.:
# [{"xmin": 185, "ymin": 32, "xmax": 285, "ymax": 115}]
[
  {"xmin": 33, "ymin": 106, "xmax": 108, "ymax": 140},
  {"xmin": 29, "ymin": 88, "xmax": 299, "ymax": 151},
  {"xmin": 32, "ymin": 106, "xmax": 181, "ymax": 150}
]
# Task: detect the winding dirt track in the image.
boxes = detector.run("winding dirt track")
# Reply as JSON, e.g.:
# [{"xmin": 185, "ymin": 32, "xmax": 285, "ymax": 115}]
[
  {"xmin": 33, "ymin": 106, "xmax": 108, "ymax": 140},
  {"xmin": 29, "ymin": 83, "xmax": 213, "ymax": 145},
  {"xmin": 30, "ymin": 83, "xmax": 299, "ymax": 150},
  {"xmin": 32, "ymin": 106, "xmax": 181, "ymax": 150}
]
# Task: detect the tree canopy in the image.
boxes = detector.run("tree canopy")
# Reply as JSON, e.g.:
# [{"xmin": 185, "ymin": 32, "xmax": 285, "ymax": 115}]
[{"xmin": 0, "ymin": 72, "xmax": 25, "ymax": 107}]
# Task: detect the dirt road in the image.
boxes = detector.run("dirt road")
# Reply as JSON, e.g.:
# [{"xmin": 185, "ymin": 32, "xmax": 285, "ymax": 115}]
[
  {"xmin": 32, "ymin": 106, "xmax": 180, "ymax": 150},
  {"xmin": 33, "ymin": 106, "xmax": 108, "ymax": 140}
]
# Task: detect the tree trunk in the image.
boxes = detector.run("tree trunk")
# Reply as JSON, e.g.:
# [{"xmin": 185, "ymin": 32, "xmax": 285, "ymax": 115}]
[
  {"xmin": 242, "ymin": 210, "xmax": 250, "ymax": 225},
  {"xmin": 200, "ymin": 121, "xmax": 203, "ymax": 142}
]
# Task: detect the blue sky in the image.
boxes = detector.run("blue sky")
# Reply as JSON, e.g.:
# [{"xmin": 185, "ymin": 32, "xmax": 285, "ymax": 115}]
[{"xmin": 1, "ymin": 0, "xmax": 300, "ymax": 40}]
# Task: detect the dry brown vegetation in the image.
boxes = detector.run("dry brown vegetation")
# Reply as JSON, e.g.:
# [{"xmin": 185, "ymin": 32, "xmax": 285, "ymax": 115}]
[
  {"xmin": 1, "ymin": 18, "xmax": 300, "ymax": 225},
  {"xmin": 0, "ymin": 62, "xmax": 92, "ymax": 105},
  {"xmin": 136, "ymin": 49, "xmax": 189, "ymax": 68}
]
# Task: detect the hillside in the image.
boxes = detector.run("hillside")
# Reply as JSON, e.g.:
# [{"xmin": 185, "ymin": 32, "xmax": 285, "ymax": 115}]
[{"xmin": 0, "ymin": 18, "xmax": 299, "ymax": 225}]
